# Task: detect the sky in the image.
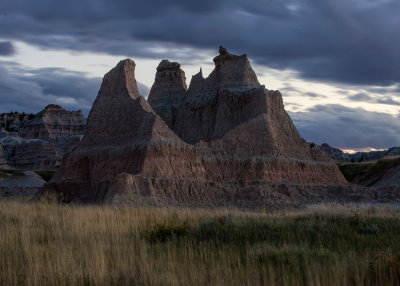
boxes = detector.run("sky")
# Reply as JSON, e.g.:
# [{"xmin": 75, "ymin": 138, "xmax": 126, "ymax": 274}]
[{"xmin": 0, "ymin": 0, "xmax": 399, "ymax": 150}]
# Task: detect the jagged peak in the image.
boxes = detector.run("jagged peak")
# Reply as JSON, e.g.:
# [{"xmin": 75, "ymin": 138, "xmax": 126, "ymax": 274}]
[
  {"xmin": 147, "ymin": 59, "xmax": 187, "ymax": 107},
  {"xmin": 157, "ymin": 60, "xmax": 182, "ymax": 72},
  {"xmin": 44, "ymin": 104, "xmax": 63, "ymax": 110},
  {"xmin": 192, "ymin": 68, "xmax": 204, "ymax": 80},
  {"xmin": 101, "ymin": 58, "xmax": 140, "ymax": 100},
  {"xmin": 213, "ymin": 46, "xmax": 248, "ymax": 64}
]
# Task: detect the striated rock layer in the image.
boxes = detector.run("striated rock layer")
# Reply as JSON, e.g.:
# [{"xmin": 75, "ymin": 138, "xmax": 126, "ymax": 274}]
[
  {"xmin": 18, "ymin": 104, "xmax": 86, "ymax": 139},
  {"xmin": 42, "ymin": 60, "xmax": 205, "ymax": 202},
  {"xmin": 41, "ymin": 48, "xmax": 354, "ymax": 207},
  {"xmin": 0, "ymin": 135, "xmax": 82, "ymax": 170},
  {"xmin": 0, "ymin": 105, "xmax": 86, "ymax": 171}
]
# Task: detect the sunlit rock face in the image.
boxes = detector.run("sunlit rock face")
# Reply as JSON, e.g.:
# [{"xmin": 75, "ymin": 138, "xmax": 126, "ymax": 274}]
[{"xmin": 40, "ymin": 48, "xmax": 352, "ymax": 208}]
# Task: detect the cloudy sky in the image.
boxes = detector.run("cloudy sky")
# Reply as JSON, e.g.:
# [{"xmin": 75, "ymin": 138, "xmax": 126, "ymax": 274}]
[{"xmin": 0, "ymin": 0, "xmax": 399, "ymax": 151}]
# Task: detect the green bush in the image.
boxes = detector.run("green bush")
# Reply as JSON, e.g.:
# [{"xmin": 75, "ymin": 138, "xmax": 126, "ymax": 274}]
[
  {"xmin": 33, "ymin": 171, "xmax": 54, "ymax": 182},
  {"xmin": 140, "ymin": 221, "xmax": 190, "ymax": 242}
]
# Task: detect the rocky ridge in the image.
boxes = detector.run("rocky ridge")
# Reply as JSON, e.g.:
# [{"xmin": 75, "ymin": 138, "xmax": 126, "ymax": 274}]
[
  {"xmin": 18, "ymin": 104, "xmax": 86, "ymax": 139},
  {"xmin": 0, "ymin": 105, "xmax": 86, "ymax": 171},
  {"xmin": 0, "ymin": 112, "xmax": 34, "ymax": 133},
  {"xmin": 40, "ymin": 47, "xmax": 398, "ymax": 208},
  {"xmin": 0, "ymin": 171, "xmax": 46, "ymax": 197},
  {"xmin": 314, "ymin": 143, "xmax": 400, "ymax": 162}
]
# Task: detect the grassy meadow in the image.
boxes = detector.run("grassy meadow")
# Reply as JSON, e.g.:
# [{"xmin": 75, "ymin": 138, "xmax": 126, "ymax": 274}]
[{"xmin": 0, "ymin": 200, "xmax": 399, "ymax": 286}]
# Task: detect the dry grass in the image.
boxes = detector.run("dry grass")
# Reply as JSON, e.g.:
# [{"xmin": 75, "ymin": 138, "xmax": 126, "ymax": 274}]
[{"xmin": 0, "ymin": 200, "xmax": 399, "ymax": 286}]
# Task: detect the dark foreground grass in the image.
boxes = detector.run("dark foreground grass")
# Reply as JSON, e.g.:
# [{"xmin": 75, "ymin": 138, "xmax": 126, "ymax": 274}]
[{"xmin": 0, "ymin": 201, "xmax": 399, "ymax": 285}]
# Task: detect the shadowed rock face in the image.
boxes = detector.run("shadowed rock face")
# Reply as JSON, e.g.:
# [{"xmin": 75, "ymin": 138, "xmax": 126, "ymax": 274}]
[
  {"xmin": 42, "ymin": 59, "xmax": 205, "ymax": 202},
  {"xmin": 0, "ymin": 145, "xmax": 5, "ymax": 164},
  {"xmin": 0, "ymin": 105, "xmax": 86, "ymax": 171},
  {"xmin": 0, "ymin": 171, "xmax": 46, "ymax": 198},
  {"xmin": 147, "ymin": 60, "xmax": 187, "ymax": 108},
  {"xmin": 40, "ymin": 48, "xmax": 352, "ymax": 207}
]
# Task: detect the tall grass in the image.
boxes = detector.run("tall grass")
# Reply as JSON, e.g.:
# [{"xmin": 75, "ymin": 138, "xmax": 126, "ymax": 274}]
[{"xmin": 0, "ymin": 201, "xmax": 399, "ymax": 285}]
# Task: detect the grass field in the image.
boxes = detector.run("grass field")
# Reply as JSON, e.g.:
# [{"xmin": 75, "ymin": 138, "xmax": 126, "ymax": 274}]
[{"xmin": 0, "ymin": 200, "xmax": 399, "ymax": 285}]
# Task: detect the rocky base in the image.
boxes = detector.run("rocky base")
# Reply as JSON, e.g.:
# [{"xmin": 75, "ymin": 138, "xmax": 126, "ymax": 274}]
[
  {"xmin": 38, "ymin": 173, "xmax": 400, "ymax": 209},
  {"xmin": 0, "ymin": 171, "xmax": 46, "ymax": 198}
]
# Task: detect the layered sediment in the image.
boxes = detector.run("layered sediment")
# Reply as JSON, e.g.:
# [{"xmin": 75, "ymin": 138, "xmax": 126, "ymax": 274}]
[
  {"xmin": 18, "ymin": 104, "xmax": 86, "ymax": 139},
  {"xmin": 40, "ymin": 47, "xmax": 354, "ymax": 207},
  {"xmin": 0, "ymin": 105, "xmax": 86, "ymax": 170}
]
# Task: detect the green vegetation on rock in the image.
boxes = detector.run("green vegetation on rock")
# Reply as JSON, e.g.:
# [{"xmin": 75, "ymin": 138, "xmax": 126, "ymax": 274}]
[
  {"xmin": 338, "ymin": 156, "xmax": 400, "ymax": 186},
  {"xmin": 33, "ymin": 170, "xmax": 54, "ymax": 182}
]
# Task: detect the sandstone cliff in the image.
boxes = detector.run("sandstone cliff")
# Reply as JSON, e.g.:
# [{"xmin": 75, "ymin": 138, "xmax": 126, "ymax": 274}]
[{"xmin": 40, "ymin": 48, "xmax": 360, "ymax": 207}]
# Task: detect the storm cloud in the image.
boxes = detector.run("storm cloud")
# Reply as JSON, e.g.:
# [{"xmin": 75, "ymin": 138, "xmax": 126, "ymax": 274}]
[
  {"xmin": 0, "ymin": 62, "xmax": 99, "ymax": 114},
  {"xmin": 0, "ymin": 41, "xmax": 14, "ymax": 56},
  {"xmin": 0, "ymin": 61, "xmax": 150, "ymax": 115},
  {"xmin": 1, "ymin": 0, "xmax": 400, "ymax": 85},
  {"xmin": 290, "ymin": 104, "xmax": 400, "ymax": 149},
  {"xmin": 0, "ymin": 0, "xmax": 399, "ymax": 149}
]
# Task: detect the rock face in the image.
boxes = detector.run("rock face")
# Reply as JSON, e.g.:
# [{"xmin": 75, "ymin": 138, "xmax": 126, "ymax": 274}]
[
  {"xmin": 0, "ymin": 135, "xmax": 82, "ymax": 170},
  {"xmin": 42, "ymin": 60, "xmax": 205, "ymax": 202},
  {"xmin": 18, "ymin": 104, "xmax": 86, "ymax": 139},
  {"xmin": 0, "ymin": 105, "xmax": 86, "ymax": 170},
  {"xmin": 41, "ymin": 48, "xmax": 353, "ymax": 207},
  {"xmin": 0, "ymin": 171, "xmax": 45, "ymax": 197},
  {"xmin": 315, "ymin": 143, "xmax": 400, "ymax": 162},
  {"xmin": 0, "ymin": 112, "xmax": 34, "ymax": 132},
  {"xmin": 0, "ymin": 145, "xmax": 5, "ymax": 164}
]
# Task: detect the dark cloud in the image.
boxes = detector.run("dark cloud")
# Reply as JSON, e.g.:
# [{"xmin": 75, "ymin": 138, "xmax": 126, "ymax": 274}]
[
  {"xmin": 348, "ymin": 93, "xmax": 374, "ymax": 102},
  {"xmin": 347, "ymin": 91, "xmax": 400, "ymax": 106},
  {"xmin": 0, "ymin": 1, "xmax": 399, "ymax": 149},
  {"xmin": 290, "ymin": 104, "xmax": 400, "ymax": 149},
  {"xmin": 0, "ymin": 62, "xmax": 100, "ymax": 114},
  {"xmin": 1, "ymin": 0, "xmax": 399, "ymax": 85},
  {"xmin": 0, "ymin": 41, "xmax": 14, "ymax": 55},
  {"xmin": 0, "ymin": 61, "xmax": 151, "ymax": 115}
]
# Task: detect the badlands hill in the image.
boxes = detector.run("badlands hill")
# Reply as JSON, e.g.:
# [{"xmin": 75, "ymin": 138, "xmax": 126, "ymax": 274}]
[
  {"xmin": 0, "ymin": 105, "xmax": 86, "ymax": 170},
  {"xmin": 313, "ymin": 143, "xmax": 400, "ymax": 163},
  {"xmin": 39, "ymin": 48, "xmax": 398, "ymax": 208}
]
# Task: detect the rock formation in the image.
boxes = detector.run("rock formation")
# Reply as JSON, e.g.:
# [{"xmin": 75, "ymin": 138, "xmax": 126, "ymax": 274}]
[
  {"xmin": 40, "ymin": 48, "xmax": 361, "ymax": 207},
  {"xmin": 314, "ymin": 143, "xmax": 400, "ymax": 163},
  {"xmin": 42, "ymin": 60, "xmax": 205, "ymax": 202},
  {"xmin": 0, "ymin": 135, "xmax": 82, "ymax": 170},
  {"xmin": 18, "ymin": 104, "xmax": 86, "ymax": 139},
  {"xmin": 0, "ymin": 145, "xmax": 5, "ymax": 164},
  {"xmin": 0, "ymin": 112, "xmax": 34, "ymax": 133},
  {"xmin": 0, "ymin": 171, "xmax": 45, "ymax": 197},
  {"xmin": 0, "ymin": 105, "xmax": 86, "ymax": 170}
]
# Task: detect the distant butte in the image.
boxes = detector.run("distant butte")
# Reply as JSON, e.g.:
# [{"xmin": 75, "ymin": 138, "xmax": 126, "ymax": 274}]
[{"xmin": 39, "ymin": 47, "xmax": 358, "ymax": 208}]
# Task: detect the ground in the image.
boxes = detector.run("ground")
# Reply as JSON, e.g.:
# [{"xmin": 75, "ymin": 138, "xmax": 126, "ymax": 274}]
[{"xmin": 0, "ymin": 200, "xmax": 399, "ymax": 286}]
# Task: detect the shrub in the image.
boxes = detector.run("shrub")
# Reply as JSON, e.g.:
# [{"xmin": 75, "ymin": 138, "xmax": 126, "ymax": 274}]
[
  {"xmin": 34, "ymin": 171, "xmax": 54, "ymax": 182},
  {"xmin": 140, "ymin": 221, "xmax": 190, "ymax": 242}
]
